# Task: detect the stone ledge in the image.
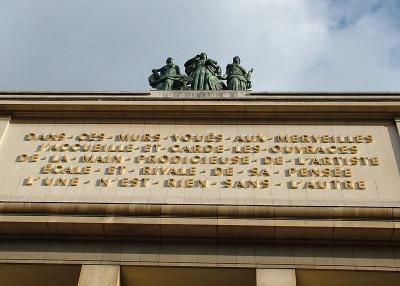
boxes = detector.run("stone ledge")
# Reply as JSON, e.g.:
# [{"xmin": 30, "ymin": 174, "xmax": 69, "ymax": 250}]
[
  {"xmin": 1, "ymin": 240, "xmax": 400, "ymax": 271},
  {"xmin": 0, "ymin": 215, "xmax": 398, "ymax": 243},
  {"xmin": 0, "ymin": 203, "xmax": 400, "ymax": 243},
  {"xmin": 1, "ymin": 91, "xmax": 400, "ymax": 101},
  {"xmin": 0, "ymin": 100, "xmax": 400, "ymax": 120},
  {"xmin": 0, "ymin": 202, "xmax": 397, "ymax": 219},
  {"xmin": 0, "ymin": 91, "xmax": 399, "ymax": 120}
]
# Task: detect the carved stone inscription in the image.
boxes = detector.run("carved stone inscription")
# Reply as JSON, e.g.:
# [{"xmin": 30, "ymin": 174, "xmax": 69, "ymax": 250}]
[{"xmin": 17, "ymin": 132, "xmax": 380, "ymax": 191}]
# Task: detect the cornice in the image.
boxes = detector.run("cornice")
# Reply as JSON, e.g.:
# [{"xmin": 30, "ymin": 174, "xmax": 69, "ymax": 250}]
[
  {"xmin": 0, "ymin": 202, "xmax": 399, "ymax": 243},
  {"xmin": 0, "ymin": 91, "xmax": 399, "ymax": 120}
]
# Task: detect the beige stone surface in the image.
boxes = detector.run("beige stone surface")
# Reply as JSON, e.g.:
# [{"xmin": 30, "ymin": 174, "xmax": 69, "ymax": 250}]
[
  {"xmin": 0, "ymin": 94, "xmax": 398, "ymax": 278},
  {"xmin": 1, "ymin": 240, "xmax": 400, "ymax": 271},
  {"xmin": 78, "ymin": 265, "xmax": 120, "ymax": 286},
  {"xmin": 0, "ymin": 119, "xmax": 398, "ymax": 207},
  {"xmin": 0, "ymin": 117, "xmax": 10, "ymax": 142},
  {"xmin": 256, "ymin": 269, "xmax": 296, "ymax": 286}
]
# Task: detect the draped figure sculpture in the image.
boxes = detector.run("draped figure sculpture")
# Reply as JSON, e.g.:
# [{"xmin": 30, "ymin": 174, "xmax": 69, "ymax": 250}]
[
  {"xmin": 225, "ymin": 56, "xmax": 253, "ymax": 90},
  {"xmin": 184, "ymin": 53, "xmax": 224, "ymax": 90},
  {"xmin": 148, "ymin": 54, "xmax": 254, "ymax": 90}
]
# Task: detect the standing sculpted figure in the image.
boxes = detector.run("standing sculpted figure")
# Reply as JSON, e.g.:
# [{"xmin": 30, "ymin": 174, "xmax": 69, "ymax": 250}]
[
  {"xmin": 225, "ymin": 56, "xmax": 253, "ymax": 90},
  {"xmin": 184, "ymin": 53, "xmax": 224, "ymax": 90},
  {"xmin": 148, "ymin": 57, "xmax": 187, "ymax": 90}
]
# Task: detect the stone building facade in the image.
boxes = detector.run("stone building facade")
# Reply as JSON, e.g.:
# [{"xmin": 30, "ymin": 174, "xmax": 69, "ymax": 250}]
[{"xmin": 0, "ymin": 91, "xmax": 400, "ymax": 285}]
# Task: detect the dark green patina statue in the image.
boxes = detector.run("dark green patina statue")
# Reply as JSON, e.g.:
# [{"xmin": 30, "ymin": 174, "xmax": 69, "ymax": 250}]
[
  {"xmin": 225, "ymin": 56, "xmax": 253, "ymax": 90},
  {"xmin": 149, "ymin": 54, "xmax": 253, "ymax": 91},
  {"xmin": 148, "ymin": 57, "xmax": 188, "ymax": 90},
  {"xmin": 184, "ymin": 53, "xmax": 225, "ymax": 90}
]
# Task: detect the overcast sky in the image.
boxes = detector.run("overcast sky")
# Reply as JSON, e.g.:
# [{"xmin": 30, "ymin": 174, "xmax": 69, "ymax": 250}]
[{"xmin": 0, "ymin": 0, "xmax": 399, "ymax": 92}]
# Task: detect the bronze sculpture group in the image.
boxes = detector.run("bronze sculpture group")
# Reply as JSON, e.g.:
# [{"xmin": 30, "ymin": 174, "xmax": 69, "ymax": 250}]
[{"xmin": 149, "ymin": 53, "xmax": 253, "ymax": 91}]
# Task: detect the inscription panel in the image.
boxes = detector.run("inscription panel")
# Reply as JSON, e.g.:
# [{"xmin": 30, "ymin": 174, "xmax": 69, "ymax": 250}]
[{"xmin": 0, "ymin": 120, "xmax": 399, "ymax": 206}]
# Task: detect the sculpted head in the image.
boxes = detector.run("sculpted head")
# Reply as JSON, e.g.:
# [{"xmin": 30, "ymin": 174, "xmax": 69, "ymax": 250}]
[
  {"xmin": 200, "ymin": 53, "xmax": 207, "ymax": 60},
  {"xmin": 166, "ymin": 57, "xmax": 174, "ymax": 64},
  {"xmin": 233, "ymin": 56, "xmax": 240, "ymax": 64}
]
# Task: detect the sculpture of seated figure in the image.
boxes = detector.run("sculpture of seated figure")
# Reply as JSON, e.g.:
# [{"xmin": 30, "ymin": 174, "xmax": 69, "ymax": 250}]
[{"xmin": 148, "ymin": 57, "xmax": 188, "ymax": 90}]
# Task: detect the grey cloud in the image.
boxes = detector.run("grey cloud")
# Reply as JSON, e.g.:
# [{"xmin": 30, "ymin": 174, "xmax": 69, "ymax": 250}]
[{"xmin": 0, "ymin": 0, "xmax": 399, "ymax": 91}]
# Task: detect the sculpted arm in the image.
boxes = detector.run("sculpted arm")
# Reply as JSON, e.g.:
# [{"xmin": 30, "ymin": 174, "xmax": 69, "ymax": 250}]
[
  {"xmin": 207, "ymin": 58, "xmax": 218, "ymax": 66},
  {"xmin": 184, "ymin": 56, "xmax": 198, "ymax": 75},
  {"xmin": 184, "ymin": 55, "xmax": 199, "ymax": 67}
]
